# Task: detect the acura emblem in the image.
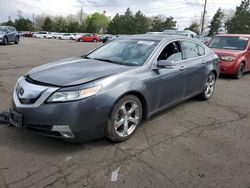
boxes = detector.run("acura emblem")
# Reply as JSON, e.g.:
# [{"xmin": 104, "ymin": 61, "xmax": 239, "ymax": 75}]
[{"xmin": 19, "ymin": 87, "xmax": 24, "ymax": 96}]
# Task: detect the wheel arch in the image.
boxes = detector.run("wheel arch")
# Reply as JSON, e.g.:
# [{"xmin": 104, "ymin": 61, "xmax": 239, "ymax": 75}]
[{"xmin": 111, "ymin": 90, "xmax": 149, "ymax": 120}]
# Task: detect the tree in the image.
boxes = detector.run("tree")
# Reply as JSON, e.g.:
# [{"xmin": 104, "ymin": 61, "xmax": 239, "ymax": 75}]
[
  {"xmin": 85, "ymin": 12, "xmax": 109, "ymax": 33},
  {"xmin": 107, "ymin": 13, "xmax": 125, "ymax": 34},
  {"xmin": 53, "ymin": 16, "xmax": 67, "ymax": 32},
  {"xmin": 1, "ymin": 18, "xmax": 15, "ymax": 27},
  {"xmin": 185, "ymin": 21, "xmax": 200, "ymax": 34},
  {"xmin": 42, "ymin": 17, "xmax": 53, "ymax": 31},
  {"xmin": 14, "ymin": 18, "xmax": 33, "ymax": 31},
  {"xmin": 149, "ymin": 16, "xmax": 176, "ymax": 31},
  {"xmin": 134, "ymin": 10, "xmax": 149, "ymax": 34},
  {"xmin": 225, "ymin": 0, "xmax": 250, "ymax": 34},
  {"xmin": 208, "ymin": 8, "xmax": 224, "ymax": 36}
]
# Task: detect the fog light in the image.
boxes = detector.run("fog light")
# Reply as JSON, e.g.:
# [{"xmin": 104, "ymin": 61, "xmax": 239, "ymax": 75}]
[{"xmin": 51, "ymin": 125, "xmax": 75, "ymax": 138}]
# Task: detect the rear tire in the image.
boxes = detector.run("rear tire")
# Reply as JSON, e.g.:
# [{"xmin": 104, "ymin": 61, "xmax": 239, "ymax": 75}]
[
  {"xmin": 105, "ymin": 95, "xmax": 142, "ymax": 142},
  {"xmin": 198, "ymin": 72, "xmax": 216, "ymax": 100},
  {"xmin": 3, "ymin": 37, "xmax": 8, "ymax": 45},
  {"xmin": 234, "ymin": 63, "xmax": 245, "ymax": 79},
  {"xmin": 79, "ymin": 39, "xmax": 84, "ymax": 42},
  {"xmin": 14, "ymin": 37, "xmax": 19, "ymax": 44},
  {"xmin": 93, "ymin": 39, "xmax": 97, "ymax": 43}
]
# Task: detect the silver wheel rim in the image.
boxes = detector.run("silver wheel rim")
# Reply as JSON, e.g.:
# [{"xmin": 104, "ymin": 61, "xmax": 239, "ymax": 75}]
[
  {"xmin": 205, "ymin": 74, "xmax": 215, "ymax": 98},
  {"xmin": 114, "ymin": 100, "xmax": 140, "ymax": 137}
]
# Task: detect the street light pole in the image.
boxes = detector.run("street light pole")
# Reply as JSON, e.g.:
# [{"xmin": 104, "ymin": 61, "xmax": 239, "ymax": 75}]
[{"xmin": 200, "ymin": 0, "xmax": 207, "ymax": 35}]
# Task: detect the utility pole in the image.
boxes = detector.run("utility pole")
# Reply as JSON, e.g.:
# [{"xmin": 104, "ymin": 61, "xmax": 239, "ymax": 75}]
[
  {"xmin": 200, "ymin": 0, "xmax": 207, "ymax": 35},
  {"xmin": 80, "ymin": 6, "xmax": 83, "ymax": 25}
]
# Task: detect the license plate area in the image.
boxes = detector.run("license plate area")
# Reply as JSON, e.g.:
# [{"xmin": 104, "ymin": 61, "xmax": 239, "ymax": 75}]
[{"xmin": 9, "ymin": 109, "xmax": 23, "ymax": 128}]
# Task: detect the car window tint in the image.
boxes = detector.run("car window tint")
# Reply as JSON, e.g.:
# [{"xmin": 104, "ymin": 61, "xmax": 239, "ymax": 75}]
[
  {"xmin": 157, "ymin": 41, "xmax": 182, "ymax": 62},
  {"xmin": 197, "ymin": 45, "xmax": 205, "ymax": 56},
  {"xmin": 182, "ymin": 41, "xmax": 200, "ymax": 59}
]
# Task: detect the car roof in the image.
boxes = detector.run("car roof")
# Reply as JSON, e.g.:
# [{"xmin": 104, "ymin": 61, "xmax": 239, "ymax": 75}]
[
  {"xmin": 117, "ymin": 34, "xmax": 192, "ymax": 42},
  {"xmin": 215, "ymin": 34, "xmax": 250, "ymax": 38}
]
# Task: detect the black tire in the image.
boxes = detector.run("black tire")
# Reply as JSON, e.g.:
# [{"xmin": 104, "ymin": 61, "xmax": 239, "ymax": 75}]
[
  {"xmin": 105, "ymin": 95, "xmax": 143, "ymax": 142},
  {"xmin": 3, "ymin": 37, "xmax": 8, "ymax": 45},
  {"xmin": 198, "ymin": 72, "xmax": 216, "ymax": 100},
  {"xmin": 14, "ymin": 37, "xmax": 19, "ymax": 44},
  {"xmin": 70, "ymin": 37, "xmax": 73, "ymax": 40},
  {"xmin": 93, "ymin": 39, "xmax": 97, "ymax": 43},
  {"xmin": 79, "ymin": 39, "xmax": 84, "ymax": 42},
  {"xmin": 234, "ymin": 63, "xmax": 245, "ymax": 79}
]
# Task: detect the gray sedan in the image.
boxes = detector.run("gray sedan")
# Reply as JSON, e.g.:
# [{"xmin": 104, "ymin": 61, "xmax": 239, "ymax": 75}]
[{"xmin": 10, "ymin": 35, "xmax": 219, "ymax": 142}]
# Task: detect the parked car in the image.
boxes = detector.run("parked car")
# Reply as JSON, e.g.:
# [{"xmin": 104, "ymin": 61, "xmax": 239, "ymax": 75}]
[
  {"xmin": 33, "ymin": 31, "xmax": 48, "ymax": 38},
  {"xmin": 209, "ymin": 34, "xmax": 250, "ymax": 79},
  {"xmin": 10, "ymin": 35, "xmax": 219, "ymax": 143},
  {"xmin": 22, "ymin": 31, "xmax": 34, "ymax": 37},
  {"xmin": 100, "ymin": 34, "xmax": 116, "ymax": 43},
  {"xmin": 76, "ymin": 33, "xmax": 100, "ymax": 42},
  {"xmin": 163, "ymin": 30, "xmax": 197, "ymax": 38},
  {"xmin": 57, "ymin": 33, "xmax": 75, "ymax": 40},
  {"xmin": 0, "ymin": 26, "xmax": 19, "ymax": 45}
]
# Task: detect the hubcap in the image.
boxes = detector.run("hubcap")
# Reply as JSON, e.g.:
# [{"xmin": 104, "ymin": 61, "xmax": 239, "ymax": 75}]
[
  {"xmin": 205, "ymin": 74, "xmax": 215, "ymax": 98},
  {"xmin": 114, "ymin": 100, "xmax": 140, "ymax": 137}
]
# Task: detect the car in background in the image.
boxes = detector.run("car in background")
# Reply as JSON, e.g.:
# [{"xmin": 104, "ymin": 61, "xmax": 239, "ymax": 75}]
[
  {"xmin": 22, "ymin": 31, "xmax": 34, "ymax": 37},
  {"xmin": 76, "ymin": 33, "xmax": 100, "ymax": 42},
  {"xmin": 46, "ymin": 33, "xmax": 53, "ymax": 39},
  {"xmin": 209, "ymin": 34, "xmax": 250, "ymax": 79},
  {"xmin": 10, "ymin": 35, "xmax": 219, "ymax": 143},
  {"xmin": 57, "ymin": 33, "xmax": 75, "ymax": 40},
  {"xmin": 0, "ymin": 26, "xmax": 19, "ymax": 45},
  {"xmin": 33, "ymin": 31, "xmax": 48, "ymax": 38},
  {"xmin": 100, "ymin": 34, "xmax": 115, "ymax": 43}
]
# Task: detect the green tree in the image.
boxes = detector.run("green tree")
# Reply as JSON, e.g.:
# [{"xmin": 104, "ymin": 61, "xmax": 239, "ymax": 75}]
[
  {"xmin": 53, "ymin": 16, "xmax": 67, "ymax": 32},
  {"xmin": 185, "ymin": 21, "xmax": 200, "ymax": 34},
  {"xmin": 42, "ymin": 17, "xmax": 54, "ymax": 31},
  {"xmin": 134, "ymin": 10, "xmax": 149, "ymax": 34},
  {"xmin": 107, "ymin": 13, "xmax": 125, "ymax": 34},
  {"xmin": 149, "ymin": 16, "xmax": 176, "ymax": 32},
  {"xmin": 225, "ymin": 0, "xmax": 250, "ymax": 34},
  {"xmin": 14, "ymin": 18, "xmax": 33, "ymax": 31},
  {"xmin": 1, "ymin": 19, "xmax": 15, "ymax": 27},
  {"xmin": 85, "ymin": 12, "xmax": 109, "ymax": 33},
  {"xmin": 208, "ymin": 8, "xmax": 224, "ymax": 36}
]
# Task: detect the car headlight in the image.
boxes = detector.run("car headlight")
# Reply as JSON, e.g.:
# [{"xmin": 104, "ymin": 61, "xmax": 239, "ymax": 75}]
[
  {"xmin": 220, "ymin": 56, "xmax": 236, "ymax": 62},
  {"xmin": 47, "ymin": 85, "xmax": 102, "ymax": 102}
]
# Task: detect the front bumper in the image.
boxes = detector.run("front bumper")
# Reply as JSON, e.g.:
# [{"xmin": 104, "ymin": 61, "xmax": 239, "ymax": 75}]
[
  {"xmin": 219, "ymin": 61, "xmax": 237, "ymax": 74},
  {"xmin": 10, "ymin": 77, "xmax": 111, "ymax": 142}
]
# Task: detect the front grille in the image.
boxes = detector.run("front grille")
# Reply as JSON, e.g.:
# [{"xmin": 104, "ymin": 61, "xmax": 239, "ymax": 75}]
[{"xmin": 27, "ymin": 124, "xmax": 62, "ymax": 137}]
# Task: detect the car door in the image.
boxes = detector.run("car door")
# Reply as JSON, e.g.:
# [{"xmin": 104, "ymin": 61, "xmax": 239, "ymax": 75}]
[
  {"xmin": 6, "ymin": 27, "xmax": 14, "ymax": 42},
  {"xmin": 245, "ymin": 41, "xmax": 250, "ymax": 71},
  {"xmin": 181, "ymin": 40, "xmax": 207, "ymax": 98},
  {"xmin": 150, "ymin": 41, "xmax": 186, "ymax": 109}
]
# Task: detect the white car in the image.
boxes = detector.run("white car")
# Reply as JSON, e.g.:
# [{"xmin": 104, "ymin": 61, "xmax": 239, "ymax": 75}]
[
  {"xmin": 33, "ymin": 31, "xmax": 49, "ymax": 38},
  {"xmin": 57, "ymin": 33, "xmax": 75, "ymax": 40}
]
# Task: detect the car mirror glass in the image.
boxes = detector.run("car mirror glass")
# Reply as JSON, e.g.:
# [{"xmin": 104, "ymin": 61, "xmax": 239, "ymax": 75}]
[{"xmin": 157, "ymin": 60, "xmax": 175, "ymax": 68}]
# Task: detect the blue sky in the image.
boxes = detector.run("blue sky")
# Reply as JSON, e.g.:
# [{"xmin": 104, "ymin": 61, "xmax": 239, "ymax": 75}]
[{"xmin": 0, "ymin": 0, "xmax": 242, "ymax": 29}]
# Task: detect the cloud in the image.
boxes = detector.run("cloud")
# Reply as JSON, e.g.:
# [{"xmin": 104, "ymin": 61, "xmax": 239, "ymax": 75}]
[{"xmin": 0, "ymin": 0, "xmax": 242, "ymax": 29}]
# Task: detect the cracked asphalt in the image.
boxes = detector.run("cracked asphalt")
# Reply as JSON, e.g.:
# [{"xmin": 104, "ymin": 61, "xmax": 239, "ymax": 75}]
[{"xmin": 0, "ymin": 38, "xmax": 250, "ymax": 188}]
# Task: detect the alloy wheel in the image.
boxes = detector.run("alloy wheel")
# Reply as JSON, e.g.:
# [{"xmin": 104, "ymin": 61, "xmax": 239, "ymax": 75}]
[
  {"xmin": 114, "ymin": 100, "xmax": 140, "ymax": 137},
  {"xmin": 204, "ymin": 73, "xmax": 215, "ymax": 98}
]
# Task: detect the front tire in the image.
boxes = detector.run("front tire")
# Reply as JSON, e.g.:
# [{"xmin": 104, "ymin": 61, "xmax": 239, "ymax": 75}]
[
  {"xmin": 3, "ymin": 37, "xmax": 8, "ymax": 45},
  {"xmin": 198, "ymin": 72, "xmax": 216, "ymax": 100},
  {"xmin": 105, "ymin": 95, "xmax": 142, "ymax": 142},
  {"xmin": 79, "ymin": 39, "xmax": 84, "ymax": 42},
  {"xmin": 14, "ymin": 37, "xmax": 19, "ymax": 44},
  {"xmin": 235, "ymin": 63, "xmax": 245, "ymax": 79}
]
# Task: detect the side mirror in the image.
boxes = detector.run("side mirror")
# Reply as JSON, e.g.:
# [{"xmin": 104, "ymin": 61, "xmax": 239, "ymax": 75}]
[{"xmin": 157, "ymin": 60, "xmax": 175, "ymax": 69}]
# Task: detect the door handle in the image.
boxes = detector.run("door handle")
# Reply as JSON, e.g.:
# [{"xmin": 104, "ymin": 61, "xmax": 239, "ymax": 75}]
[{"xmin": 180, "ymin": 66, "xmax": 187, "ymax": 71}]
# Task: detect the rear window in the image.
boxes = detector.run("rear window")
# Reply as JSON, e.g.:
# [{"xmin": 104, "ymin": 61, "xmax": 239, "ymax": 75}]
[{"xmin": 209, "ymin": 36, "xmax": 249, "ymax": 50}]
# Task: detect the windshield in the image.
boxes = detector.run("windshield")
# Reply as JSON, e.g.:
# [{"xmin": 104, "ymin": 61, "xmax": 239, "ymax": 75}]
[
  {"xmin": 86, "ymin": 39, "xmax": 159, "ymax": 66},
  {"xmin": 209, "ymin": 36, "xmax": 249, "ymax": 50}
]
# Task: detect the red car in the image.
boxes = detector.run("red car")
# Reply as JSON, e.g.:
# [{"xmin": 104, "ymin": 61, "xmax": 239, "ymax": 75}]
[
  {"xmin": 209, "ymin": 34, "xmax": 250, "ymax": 79},
  {"xmin": 76, "ymin": 34, "xmax": 100, "ymax": 42}
]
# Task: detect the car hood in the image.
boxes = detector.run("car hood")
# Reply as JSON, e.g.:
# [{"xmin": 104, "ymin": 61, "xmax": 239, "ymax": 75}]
[
  {"xmin": 211, "ymin": 48, "xmax": 244, "ymax": 58},
  {"xmin": 28, "ymin": 57, "xmax": 132, "ymax": 87},
  {"xmin": 0, "ymin": 31, "xmax": 5, "ymax": 36}
]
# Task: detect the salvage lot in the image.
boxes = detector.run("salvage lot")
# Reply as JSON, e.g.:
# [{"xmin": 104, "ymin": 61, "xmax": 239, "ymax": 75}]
[{"xmin": 0, "ymin": 38, "xmax": 250, "ymax": 188}]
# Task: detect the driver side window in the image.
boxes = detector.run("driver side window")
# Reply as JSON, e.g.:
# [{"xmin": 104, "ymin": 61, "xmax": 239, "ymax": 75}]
[{"xmin": 157, "ymin": 41, "xmax": 183, "ymax": 62}]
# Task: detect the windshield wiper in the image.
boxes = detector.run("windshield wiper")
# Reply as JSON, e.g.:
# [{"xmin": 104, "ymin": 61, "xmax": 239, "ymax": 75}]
[{"xmin": 92, "ymin": 58, "xmax": 119, "ymax": 64}]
